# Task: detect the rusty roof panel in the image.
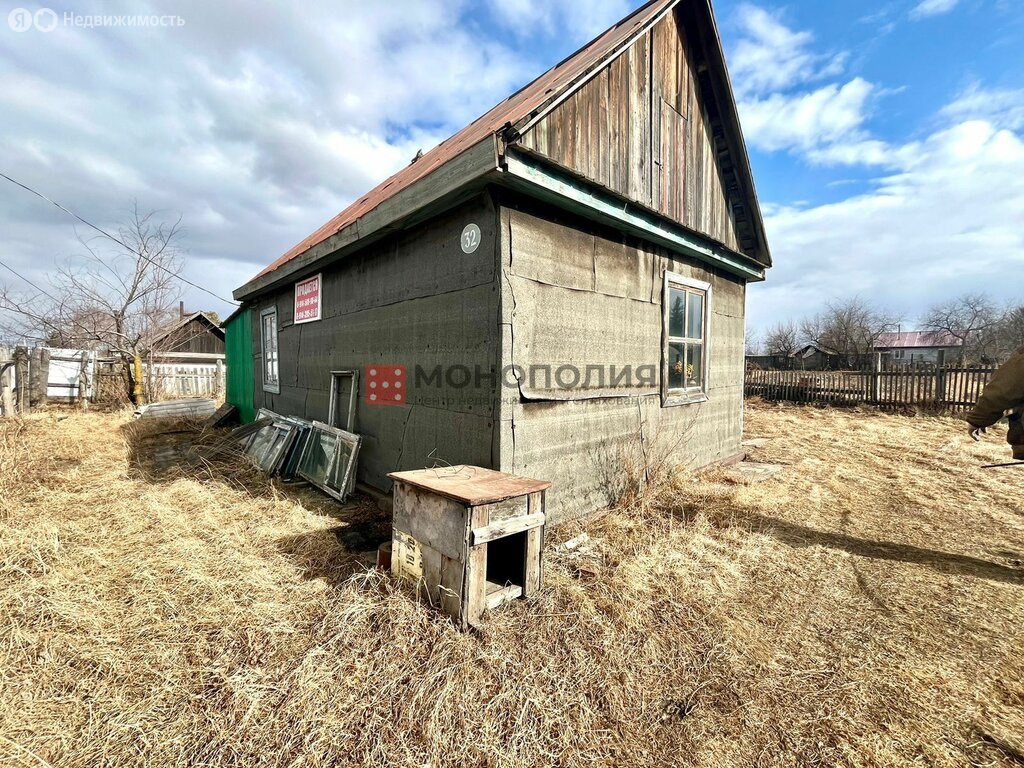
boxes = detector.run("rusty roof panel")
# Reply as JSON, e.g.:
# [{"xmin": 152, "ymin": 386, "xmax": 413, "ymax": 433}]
[{"xmin": 252, "ymin": 0, "xmax": 679, "ymax": 282}]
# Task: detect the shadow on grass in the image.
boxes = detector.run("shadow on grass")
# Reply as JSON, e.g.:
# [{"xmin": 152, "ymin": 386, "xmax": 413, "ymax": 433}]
[
  {"xmin": 276, "ymin": 527, "xmax": 384, "ymax": 587},
  {"xmin": 711, "ymin": 509, "xmax": 1024, "ymax": 586},
  {"xmin": 119, "ymin": 416, "xmax": 392, "ymax": 585}
]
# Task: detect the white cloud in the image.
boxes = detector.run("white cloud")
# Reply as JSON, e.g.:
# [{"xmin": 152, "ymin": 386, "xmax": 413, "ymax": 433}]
[
  {"xmin": 942, "ymin": 83, "xmax": 1024, "ymax": 130},
  {"xmin": 910, "ymin": 0, "xmax": 960, "ymax": 20},
  {"xmin": 487, "ymin": 0, "xmax": 631, "ymax": 41},
  {"xmin": 729, "ymin": 5, "xmax": 849, "ymax": 97},
  {"xmin": 749, "ymin": 118, "xmax": 1024, "ymax": 331},
  {"xmin": 0, "ymin": 0, "xmax": 531, "ymax": 318},
  {"xmin": 727, "ymin": 6, "xmax": 885, "ymax": 165},
  {"xmin": 739, "ymin": 78, "xmax": 876, "ymax": 154}
]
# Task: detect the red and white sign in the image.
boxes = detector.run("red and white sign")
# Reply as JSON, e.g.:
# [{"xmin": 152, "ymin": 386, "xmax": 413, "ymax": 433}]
[{"xmin": 294, "ymin": 273, "xmax": 321, "ymax": 323}]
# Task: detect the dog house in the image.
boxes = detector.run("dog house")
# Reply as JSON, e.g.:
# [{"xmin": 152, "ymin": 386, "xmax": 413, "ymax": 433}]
[{"xmin": 389, "ymin": 466, "xmax": 550, "ymax": 629}]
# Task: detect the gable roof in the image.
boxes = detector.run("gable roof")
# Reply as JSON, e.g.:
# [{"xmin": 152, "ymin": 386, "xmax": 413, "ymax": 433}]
[
  {"xmin": 151, "ymin": 311, "xmax": 225, "ymax": 347},
  {"xmin": 236, "ymin": 0, "xmax": 769, "ymax": 299},
  {"xmin": 790, "ymin": 343, "xmax": 840, "ymax": 358},
  {"xmin": 876, "ymin": 331, "xmax": 963, "ymax": 349}
]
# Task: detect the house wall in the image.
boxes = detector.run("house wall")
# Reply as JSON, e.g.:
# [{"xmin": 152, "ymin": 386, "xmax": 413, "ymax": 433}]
[
  {"xmin": 518, "ymin": 9, "xmax": 742, "ymax": 256},
  {"xmin": 496, "ymin": 197, "xmax": 746, "ymax": 523},
  {"xmin": 248, "ymin": 195, "xmax": 502, "ymax": 491},
  {"xmin": 160, "ymin": 318, "xmax": 225, "ymax": 355},
  {"xmin": 224, "ymin": 309, "xmax": 255, "ymax": 422},
  {"xmin": 880, "ymin": 347, "xmax": 959, "ymax": 366}
]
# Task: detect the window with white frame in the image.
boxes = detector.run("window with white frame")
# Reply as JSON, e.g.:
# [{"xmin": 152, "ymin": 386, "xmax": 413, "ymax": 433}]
[
  {"xmin": 261, "ymin": 307, "xmax": 280, "ymax": 393},
  {"xmin": 663, "ymin": 273, "xmax": 711, "ymax": 405}
]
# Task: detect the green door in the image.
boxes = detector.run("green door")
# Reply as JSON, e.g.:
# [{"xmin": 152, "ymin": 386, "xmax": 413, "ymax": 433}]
[{"xmin": 224, "ymin": 308, "xmax": 256, "ymax": 422}]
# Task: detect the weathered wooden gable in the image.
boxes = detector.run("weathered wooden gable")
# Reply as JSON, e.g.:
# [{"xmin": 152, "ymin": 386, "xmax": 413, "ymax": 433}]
[{"xmin": 517, "ymin": 8, "xmax": 742, "ymax": 256}]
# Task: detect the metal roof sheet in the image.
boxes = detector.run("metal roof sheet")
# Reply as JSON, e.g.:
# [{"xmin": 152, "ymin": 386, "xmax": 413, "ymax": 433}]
[{"xmin": 875, "ymin": 331, "xmax": 963, "ymax": 349}]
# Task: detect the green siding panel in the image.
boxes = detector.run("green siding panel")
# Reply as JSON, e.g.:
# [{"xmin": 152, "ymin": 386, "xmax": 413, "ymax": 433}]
[{"xmin": 224, "ymin": 308, "xmax": 256, "ymax": 423}]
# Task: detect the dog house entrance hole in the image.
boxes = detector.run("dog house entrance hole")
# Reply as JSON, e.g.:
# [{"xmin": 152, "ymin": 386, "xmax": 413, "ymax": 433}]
[{"xmin": 485, "ymin": 530, "xmax": 527, "ymax": 601}]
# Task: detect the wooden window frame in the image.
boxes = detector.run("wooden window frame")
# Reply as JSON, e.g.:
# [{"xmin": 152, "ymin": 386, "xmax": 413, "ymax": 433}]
[
  {"xmin": 662, "ymin": 271, "xmax": 711, "ymax": 407},
  {"xmin": 260, "ymin": 307, "xmax": 280, "ymax": 394}
]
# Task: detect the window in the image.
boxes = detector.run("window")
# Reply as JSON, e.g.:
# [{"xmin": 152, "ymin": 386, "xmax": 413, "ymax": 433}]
[
  {"xmin": 261, "ymin": 307, "xmax": 280, "ymax": 393},
  {"xmin": 663, "ymin": 273, "xmax": 711, "ymax": 406},
  {"xmin": 296, "ymin": 421, "xmax": 362, "ymax": 502}
]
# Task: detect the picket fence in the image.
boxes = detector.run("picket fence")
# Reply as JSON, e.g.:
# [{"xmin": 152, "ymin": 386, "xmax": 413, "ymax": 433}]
[
  {"xmin": 745, "ymin": 366, "xmax": 995, "ymax": 411},
  {"xmin": 147, "ymin": 362, "xmax": 224, "ymax": 399}
]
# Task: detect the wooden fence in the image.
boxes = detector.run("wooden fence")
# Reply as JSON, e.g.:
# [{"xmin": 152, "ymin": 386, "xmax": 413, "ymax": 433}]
[
  {"xmin": 147, "ymin": 361, "xmax": 224, "ymax": 399},
  {"xmin": 95, "ymin": 357, "xmax": 225, "ymax": 403},
  {"xmin": 745, "ymin": 366, "xmax": 995, "ymax": 411}
]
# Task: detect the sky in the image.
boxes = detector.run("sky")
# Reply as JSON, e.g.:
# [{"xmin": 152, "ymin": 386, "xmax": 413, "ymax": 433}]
[{"xmin": 0, "ymin": 0, "xmax": 1022, "ymax": 338}]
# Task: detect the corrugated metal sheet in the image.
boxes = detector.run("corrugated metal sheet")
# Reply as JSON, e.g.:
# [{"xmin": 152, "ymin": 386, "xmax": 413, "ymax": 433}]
[
  {"xmin": 876, "ymin": 331, "xmax": 963, "ymax": 349},
  {"xmin": 253, "ymin": 0, "xmax": 679, "ymax": 282}
]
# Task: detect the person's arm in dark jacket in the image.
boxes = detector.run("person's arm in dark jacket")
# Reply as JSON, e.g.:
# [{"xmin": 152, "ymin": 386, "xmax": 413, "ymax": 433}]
[{"xmin": 966, "ymin": 346, "xmax": 1024, "ymax": 429}]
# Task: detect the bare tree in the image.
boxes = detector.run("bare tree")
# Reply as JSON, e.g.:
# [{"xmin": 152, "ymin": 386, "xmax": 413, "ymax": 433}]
[
  {"xmin": 922, "ymin": 292, "xmax": 1001, "ymax": 363},
  {"xmin": 745, "ymin": 327, "xmax": 762, "ymax": 356},
  {"xmin": 0, "ymin": 204, "xmax": 184, "ymax": 402},
  {"xmin": 801, "ymin": 297, "xmax": 901, "ymax": 369},
  {"xmin": 992, "ymin": 304, "xmax": 1024, "ymax": 360},
  {"xmin": 764, "ymin": 321, "xmax": 800, "ymax": 357}
]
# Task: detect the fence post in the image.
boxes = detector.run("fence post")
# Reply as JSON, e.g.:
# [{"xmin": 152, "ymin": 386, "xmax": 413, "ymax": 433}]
[
  {"xmin": 936, "ymin": 366, "xmax": 947, "ymax": 407},
  {"xmin": 13, "ymin": 347, "xmax": 29, "ymax": 413},
  {"xmin": 77, "ymin": 352, "xmax": 89, "ymax": 410},
  {"xmin": 216, "ymin": 359, "xmax": 225, "ymax": 396},
  {"xmin": 28, "ymin": 347, "xmax": 50, "ymax": 408},
  {"xmin": 1, "ymin": 350, "xmax": 13, "ymax": 417},
  {"xmin": 870, "ymin": 353, "xmax": 881, "ymax": 404}
]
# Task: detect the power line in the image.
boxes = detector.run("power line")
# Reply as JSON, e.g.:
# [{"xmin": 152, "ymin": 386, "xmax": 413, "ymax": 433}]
[
  {"xmin": 0, "ymin": 256, "xmax": 63, "ymax": 304},
  {"xmin": 0, "ymin": 171, "xmax": 239, "ymax": 306}
]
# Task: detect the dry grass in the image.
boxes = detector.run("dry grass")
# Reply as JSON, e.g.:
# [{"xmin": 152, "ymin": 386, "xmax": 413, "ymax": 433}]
[{"xmin": 1, "ymin": 403, "xmax": 1022, "ymax": 767}]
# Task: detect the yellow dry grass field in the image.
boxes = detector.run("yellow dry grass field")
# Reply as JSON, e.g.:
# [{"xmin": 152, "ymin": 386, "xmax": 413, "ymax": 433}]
[{"xmin": 1, "ymin": 403, "xmax": 1022, "ymax": 767}]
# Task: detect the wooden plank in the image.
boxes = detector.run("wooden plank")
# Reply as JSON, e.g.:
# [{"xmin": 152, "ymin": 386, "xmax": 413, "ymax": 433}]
[
  {"xmin": 464, "ymin": 506, "xmax": 490, "ymax": 628},
  {"xmin": 440, "ymin": 554, "xmax": 464, "ymax": 620},
  {"xmin": 391, "ymin": 482, "xmax": 470, "ymax": 563},
  {"xmin": 628, "ymin": 32, "xmax": 651, "ymax": 206},
  {"xmin": 388, "ymin": 466, "xmax": 551, "ymax": 506},
  {"xmin": 478, "ymin": 497, "xmax": 529, "ymax": 524},
  {"xmin": 420, "ymin": 544, "xmax": 443, "ymax": 605},
  {"xmin": 597, "ymin": 68, "xmax": 610, "ymax": 189},
  {"xmin": 471, "ymin": 512, "xmax": 546, "ymax": 546},
  {"xmin": 485, "ymin": 582, "xmax": 523, "ymax": 610},
  {"xmin": 524, "ymin": 491, "xmax": 545, "ymax": 597}
]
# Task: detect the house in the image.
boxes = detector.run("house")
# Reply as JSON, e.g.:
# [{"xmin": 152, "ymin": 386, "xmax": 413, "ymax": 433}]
[
  {"xmin": 874, "ymin": 331, "xmax": 962, "ymax": 366},
  {"xmin": 789, "ymin": 343, "xmax": 842, "ymax": 371},
  {"xmin": 226, "ymin": 0, "xmax": 771, "ymax": 522},
  {"xmin": 149, "ymin": 309, "xmax": 225, "ymax": 362}
]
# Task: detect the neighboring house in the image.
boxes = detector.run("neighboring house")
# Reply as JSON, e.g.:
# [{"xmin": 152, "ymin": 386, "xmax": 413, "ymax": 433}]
[
  {"xmin": 226, "ymin": 0, "xmax": 771, "ymax": 522},
  {"xmin": 874, "ymin": 331, "xmax": 962, "ymax": 366},
  {"xmin": 745, "ymin": 354, "xmax": 788, "ymax": 371},
  {"xmin": 789, "ymin": 344, "xmax": 842, "ymax": 371},
  {"xmin": 149, "ymin": 311, "xmax": 225, "ymax": 362}
]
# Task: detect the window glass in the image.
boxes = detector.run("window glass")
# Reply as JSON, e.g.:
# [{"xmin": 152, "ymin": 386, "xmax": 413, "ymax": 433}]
[
  {"xmin": 663, "ymin": 276, "xmax": 709, "ymax": 403},
  {"xmin": 686, "ymin": 344, "xmax": 703, "ymax": 388},
  {"xmin": 262, "ymin": 310, "xmax": 279, "ymax": 390},
  {"xmin": 668, "ymin": 341, "xmax": 686, "ymax": 390},
  {"xmin": 300, "ymin": 429, "xmax": 338, "ymax": 486},
  {"xmin": 686, "ymin": 292, "xmax": 704, "ymax": 339},
  {"xmin": 669, "ymin": 288, "xmax": 686, "ymax": 338}
]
